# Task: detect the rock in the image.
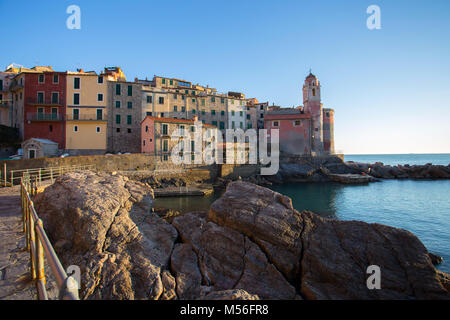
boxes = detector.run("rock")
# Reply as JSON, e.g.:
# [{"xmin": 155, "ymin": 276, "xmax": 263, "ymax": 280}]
[
  {"xmin": 209, "ymin": 181, "xmax": 450, "ymax": 300},
  {"xmin": 34, "ymin": 171, "xmax": 178, "ymax": 300},
  {"xmin": 172, "ymin": 212, "xmax": 297, "ymax": 300},
  {"xmin": 327, "ymin": 173, "xmax": 379, "ymax": 184},
  {"xmin": 170, "ymin": 243, "xmax": 202, "ymax": 300},
  {"xmin": 428, "ymin": 252, "xmax": 444, "ymax": 265},
  {"xmin": 199, "ymin": 289, "xmax": 260, "ymax": 300}
]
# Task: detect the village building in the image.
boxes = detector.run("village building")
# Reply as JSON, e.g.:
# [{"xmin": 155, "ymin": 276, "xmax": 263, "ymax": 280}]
[
  {"xmin": 264, "ymin": 72, "xmax": 335, "ymax": 156},
  {"xmin": 141, "ymin": 115, "xmax": 217, "ymax": 162}
]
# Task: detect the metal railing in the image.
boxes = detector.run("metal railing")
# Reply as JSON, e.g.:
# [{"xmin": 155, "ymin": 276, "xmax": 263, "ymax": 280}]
[
  {"xmin": 21, "ymin": 173, "xmax": 79, "ymax": 300},
  {"xmin": 2, "ymin": 164, "xmax": 95, "ymax": 187},
  {"xmin": 27, "ymin": 113, "xmax": 64, "ymax": 121}
]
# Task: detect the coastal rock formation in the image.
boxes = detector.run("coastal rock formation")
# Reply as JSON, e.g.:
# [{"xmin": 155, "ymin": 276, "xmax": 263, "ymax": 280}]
[
  {"xmin": 34, "ymin": 172, "xmax": 450, "ymax": 300},
  {"xmin": 347, "ymin": 162, "xmax": 450, "ymax": 180},
  {"xmin": 34, "ymin": 171, "xmax": 177, "ymax": 300},
  {"xmin": 210, "ymin": 181, "xmax": 450, "ymax": 300}
]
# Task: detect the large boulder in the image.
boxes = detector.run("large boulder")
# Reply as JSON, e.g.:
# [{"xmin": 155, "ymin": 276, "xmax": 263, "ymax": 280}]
[
  {"xmin": 209, "ymin": 181, "xmax": 450, "ymax": 300},
  {"xmin": 34, "ymin": 171, "xmax": 177, "ymax": 300}
]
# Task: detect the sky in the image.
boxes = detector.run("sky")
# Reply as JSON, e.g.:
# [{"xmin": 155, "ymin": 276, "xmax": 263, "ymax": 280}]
[{"xmin": 1, "ymin": 0, "xmax": 449, "ymax": 154}]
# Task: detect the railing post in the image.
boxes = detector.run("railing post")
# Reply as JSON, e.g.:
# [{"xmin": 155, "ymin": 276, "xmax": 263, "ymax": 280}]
[
  {"xmin": 50, "ymin": 167, "xmax": 53, "ymax": 183},
  {"xmin": 3, "ymin": 163, "xmax": 6, "ymax": 187},
  {"xmin": 39, "ymin": 168, "xmax": 41, "ymax": 184},
  {"xmin": 35, "ymin": 219, "xmax": 48, "ymax": 300},
  {"xmin": 10, "ymin": 170, "xmax": 13, "ymax": 186},
  {"xmin": 28, "ymin": 204, "xmax": 36, "ymax": 280}
]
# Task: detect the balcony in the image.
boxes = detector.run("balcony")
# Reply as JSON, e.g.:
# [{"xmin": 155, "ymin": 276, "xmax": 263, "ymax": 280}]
[
  {"xmin": 66, "ymin": 114, "xmax": 106, "ymax": 121},
  {"xmin": 0, "ymin": 101, "xmax": 11, "ymax": 108},
  {"xmin": 9, "ymin": 80, "xmax": 24, "ymax": 91},
  {"xmin": 26, "ymin": 97, "xmax": 62, "ymax": 106},
  {"xmin": 27, "ymin": 113, "xmax": 64, "ymax": 121}
]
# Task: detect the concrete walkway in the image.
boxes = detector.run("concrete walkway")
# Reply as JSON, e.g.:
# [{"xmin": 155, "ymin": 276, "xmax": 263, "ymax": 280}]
[{"xmin": 0, "ymin": 185, "xmax": 58, "ymax": 300}]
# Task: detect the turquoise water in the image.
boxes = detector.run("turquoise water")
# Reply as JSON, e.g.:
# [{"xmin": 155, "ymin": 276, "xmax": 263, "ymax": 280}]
[
  {"xmin": 345, "ymin": 153, "xmax": 450, "ymax": 166},
  {"xmin": 270, "ymin": 180, "xmax": 450, "ymax": 273}
]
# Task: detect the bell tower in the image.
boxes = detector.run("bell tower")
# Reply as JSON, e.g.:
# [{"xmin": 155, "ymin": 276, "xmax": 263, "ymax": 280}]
[{"xmin": 302, "ymin": 71, "xmax": 324, "ymax": 155}]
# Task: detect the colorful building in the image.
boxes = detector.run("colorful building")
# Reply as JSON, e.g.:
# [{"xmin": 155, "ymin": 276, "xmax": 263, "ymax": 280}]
[
  {"xmin": 0, "ymin": 68, "xmax": 17, "ymax": 126},
  {"xmin": 65, "ymin": 70, "xmax": 108, "ymax": 155},
  {"xmin": 264, "ymin": 72, "xmax": 335, "ymax": 156},
  {"xmin": 10, "ymin": 66, "xmax": 67, "ymax": 149},
  {"xmin": 141, "ymin": 115, "xmax": 217, "ymax": 161}
]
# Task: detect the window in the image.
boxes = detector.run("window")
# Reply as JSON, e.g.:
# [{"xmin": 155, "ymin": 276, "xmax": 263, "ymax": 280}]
[
  {"xmin": 74, "ymin": 125, "xmax": 79, "ymax": 132},
  {"xmin": 37, "ymin": 92, "xmax": 44, "ymax": 104},
  {"xmin": 260, "ymin": 106, "xmax": 264, "ymax": 110},
  {"xmin": 162, "ymin": 124, "xmax": 168, "ymax": 135},
  {"xmin": 221, "ymin": 98, "xmax": 225, "ymax": 103},
  {"xmin": 192, "ymin": 109, "xmax": 196, "ymax": 114},
  {"xmin": 212, "ymin": 121, "xmax": 217, "ymax": 126},
  {"xmin": 231, "ymin": 100, "xmax": 235, "ymax": 105},
  {"xmin": 191, "ymin": 126, "xmax": 195, "ymax": 132},
  {"xmin": 192, "ymin": 91, "xmax": 195, "ymax": 95},
  {"xmin": 51, "ymin": 108, "xmax": 58, "ymax": 120},
  {"xmin": 173, "ymin": 94, "xmax": 177, "ymax": 99},
  {"xmin": 96, "ymin": 126, "xmax": 101, "ymax": 133},
  {"xmin": 201, "ymin": 99, "xmax": 205, "ymax": 106},
  {"xmin": 180, "ymin": 125, "xmax": 185, "ymax": 135},
  {"xmin": 260, "ymin": 114, "xmax": 264, "ymax": 118},
  {"xmin": 145, "ymin": 125, "xmax": 148, "ymax": 132},
  {"xmin": 246, "ymin": 114, "xmax": 250, "ymax": 120},
  {"xmin": 160, "ymin": 112, "xmax": 164, "ymax": 117},
  {"xmin": 73, "ymin": 109, "xmax": 80, "ymax": 120},
  {"xmin": 240, "ymin": 111, "xmax": 243, "ymax": 117},
  {"xmin": 127, "ymin": 101, "xmax": 132, "ymax": 109},
  {"xmin": 192, "ymin": 98, "xmax": 195, "ymax": 103},
  {"xmin": 146, "ymin": 112, "xmax": 152, "ymax": 116},
  {"xmin": 147, "ymin": 95, "xmax": 152, "ymax": 103},
  {"xmin": 232, "ymin": 121, "xmax": 235, "ymax": 129},
  {"xmin": 273, "ymin": 121, "xmax": 279, "ymax": 127},
  {"xmin": 53, "ymin": 74, "xmax": 59, "ymax": 84},
  {"xmin": 127, "ymin": 85, "xmax": 132, "ymax": 96},
  {"xmin": 211, "ymin": 97, "xmax": 215, "ymax": 103},
  {"xmin": 97, "ymin": 93, "xmax": 103, "ymax": 101},
  {"xmin": 116, "ymin": 128, "xmax": 120, "ymax": 133},
  {"xmin": 231, "ymin": 110, "xmax": 235, "ymax": 116},
  {"xmin": 115, "ymin": 101, "xmax": 121, "ymax": 108},
  {"xmin": 240, "ymin": 122, "xmax": 243, "ymax": 129},
  {"xmin": 127, "ymin": 115, "xmax": 132, "ymax": 125},
  {"xmin": 127, "ymin": 128, "xmax": 132, "ymax": 133},
  {"xmin": 247, "ymin": 123, "xmax": 252, "ymax": 129},
  {"xmin": 98, "ymin": 76, "xmax": 103, "ymax": 84},
  {"xmin": 221, "ymin": 110, "xmax": 225, "ymax": 116},
  {"xmin": 49, "ymin": 125, "xmax": 53, "ymax": 132},
  {"xmin": 181, "ymin": 106, "xmax": 186, "ymax": 112},
  {"xmin": 185, "ymin": 90, "xmax": 189, "ymax": 94},
  {"xmin": 97, "ymin": 109, "xmax": 103, "ymax": 120},
  {"xmin": 143, "ymin": 139, "xmax": 146, "ymax": 146},
  {"xmin": 51, "ymin": 92, "xmax": 59, "ymax": 104},
  {"xmin": 312, "ymin": 88, "xmax": 316, "ymax": 96},
  {"xmin": 326, "ymin": 112, "xmax": 330, "ymax": 117},
  {"xmin": 212, "ymin": 110, "xmax": 216, "ymax": 115},
  {"xmin": 182, "ymin": 95, "xmax": 185, "ymax": 100},
  {"xmin": 73, "ymin": 93, "xmax": 80, "ymax": 105},
  {"xmin": 173, "ymin": 105, "xmax": 177, "ymax": 112},
  {"xmin": 202, "ymin": 109, "xmax": 205, "ymax": 115},
  {"xmin": 294, "ymin": 120, "xmax": 301, "ymax": 126},
  {"xmin": 220, "ymin": 122, "xmax": 225, "ymax": 130},
  {"xmin": 116, "ymin": 114, "xmax": 121, "ymax": 124},
  {"xmin": 38, "ymin": 74, "xmax": 44, "ymax": 83},
  {"xmin": 169, "ymin": 79, "xmax": 173, "ymax": 85},
  {"xmin": 37, "ymin": 107, "xmax": 44, "ymax": 120},
  {"xmin": 159, "ymin": 97, "xmax": 164, "ymax": 104},
  {"xmin": 163, "ymin": 140, "xmax": 168, "ymax": 152},
  {"xmin": 0, "ymin": 80, "xmax": 3, "ymax": 91},
  {"xmin": 162, "ymin": 78, "xmax": 166, "ymax": 85},
  {"xmin": 115, "ymin": 84, "xmax": 121, "ymax": 95},
  {"xmin": 191, "ymin": 141, "xmax": 195, "ymax": 151},
  {"xmin": 74, "ymin": 77, "xmax": 80, "ymax": 89}
]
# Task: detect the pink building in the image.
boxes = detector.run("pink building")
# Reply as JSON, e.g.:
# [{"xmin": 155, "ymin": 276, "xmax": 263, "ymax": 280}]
[
  {"xmin": 141, "ymin": 116, "xmax": 216, "ymax": 160},
  {"xmin": 264, "ymin": 72, "xmax": 335, "ymax": 156}
]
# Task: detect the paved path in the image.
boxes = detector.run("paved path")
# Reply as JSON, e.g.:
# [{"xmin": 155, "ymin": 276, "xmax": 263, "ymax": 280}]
[{"xmin": 0, "ymin": 185, "xmax": 57, "ymax": 300}]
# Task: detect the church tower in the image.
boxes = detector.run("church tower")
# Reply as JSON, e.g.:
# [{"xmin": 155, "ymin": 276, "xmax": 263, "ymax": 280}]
[{"xmin": 302, "ymin": 72, "xmax": 324, "ymax": 155}]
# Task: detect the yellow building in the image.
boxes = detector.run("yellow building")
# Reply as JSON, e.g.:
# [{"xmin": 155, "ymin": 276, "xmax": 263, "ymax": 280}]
[{"xmin": 65, "ymin": 70, "xmax": 108, "ymax": 155}]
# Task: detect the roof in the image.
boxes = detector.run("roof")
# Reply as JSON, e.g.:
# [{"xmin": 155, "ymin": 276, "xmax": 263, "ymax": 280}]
[
  {"xmin": 142, "ymin": 116, "xmax": 217, "ymax": 128},
  {"xmin": 28, "ymin": 138, "xmax": 58, "ymax": 144},
  {"xmin": 264, "ymin": 112, "xmax": 312, "ymax": 120}
]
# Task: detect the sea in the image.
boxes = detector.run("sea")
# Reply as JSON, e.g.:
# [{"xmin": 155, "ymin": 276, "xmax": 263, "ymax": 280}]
[{"xmin": 153, "ymin": 154, "xmax": 450, "ymax": 273}]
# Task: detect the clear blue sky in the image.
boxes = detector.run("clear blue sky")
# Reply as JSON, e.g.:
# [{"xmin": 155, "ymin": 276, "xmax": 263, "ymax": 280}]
[{"xmin": 1, "ymin": 0, "xmax": 449, "ymax": 154}]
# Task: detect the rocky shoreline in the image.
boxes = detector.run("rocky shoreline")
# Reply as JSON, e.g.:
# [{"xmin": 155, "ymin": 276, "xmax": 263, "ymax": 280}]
[{"xmin": 33, "ymin": 171, "xmax": 450, "ymax": 300}]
